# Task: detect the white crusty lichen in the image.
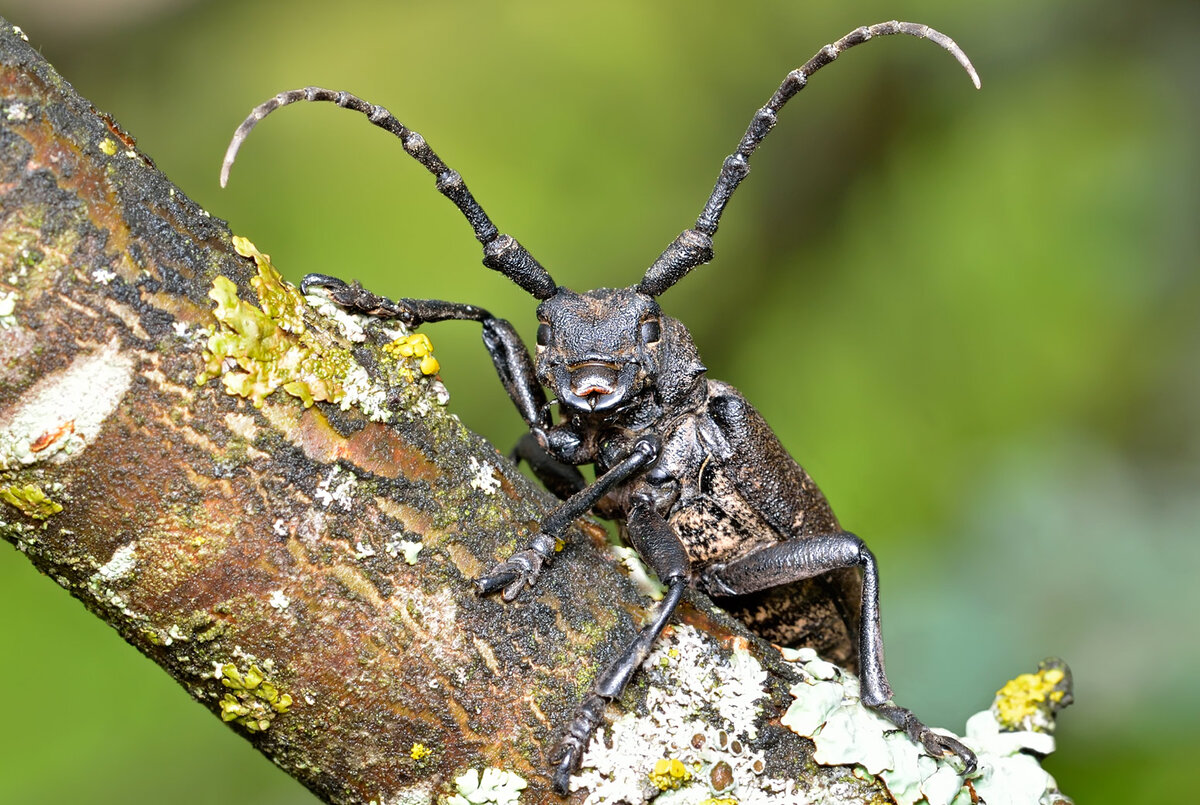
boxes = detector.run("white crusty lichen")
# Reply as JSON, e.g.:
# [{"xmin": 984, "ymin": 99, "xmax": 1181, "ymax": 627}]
[
  {"xmin": 93, "ymin": 543, "xmax": 138, "ymax": 583},
  {"xmin": 0, "ymin": 338, "xmax": 133, "ymax": 471},
  {"xmin": 447, "ymin": 767, "xmax": 527, "ymax": 805},
  {"xmin": 371, "ymin": 785, "xmax": 433, "ymax": 805},
  {"xmin": 779, "ymin": 647, "xmax": 1072, "ymax": 805},
  {"xmin": 304, "ymin": 290, "xmax": 373, "ymax": 343},
  {"xmin": 468, "ymin": 456, "xmax": 502, "ymax": 494},
  {"xmin": 573, "ymin": 624, "xmax": 790, "ymax": 805},
  {"xmin": 3, "ymin": 102, "xmax": 30, "ymax": 123},
  {"xmin": 314, "ymin": 465, "xmax": 358, "ymax": 510}
]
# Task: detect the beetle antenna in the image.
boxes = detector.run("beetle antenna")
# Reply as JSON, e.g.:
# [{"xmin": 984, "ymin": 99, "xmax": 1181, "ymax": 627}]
[
  {"xmin": 639, "ymin": 20, "xmax": 980, "ymax": 297},
  {"xmin": 221, "ymin": 87, "xmax": 557, "ymax": 300}
]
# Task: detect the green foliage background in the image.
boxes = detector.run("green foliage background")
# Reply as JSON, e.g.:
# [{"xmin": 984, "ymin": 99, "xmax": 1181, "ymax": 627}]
[{"xmin": 2, "ymin": 0, "xmax": 1196, "ymax": 802}]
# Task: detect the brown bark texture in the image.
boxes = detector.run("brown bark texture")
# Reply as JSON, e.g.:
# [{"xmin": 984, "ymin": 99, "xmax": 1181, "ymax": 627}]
[{"xmin": 0, "ymin": 18, "xmax": 1067, "ymax": 805}]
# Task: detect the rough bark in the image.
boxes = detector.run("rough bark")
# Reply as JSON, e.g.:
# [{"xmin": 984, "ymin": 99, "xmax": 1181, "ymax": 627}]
[{"xmin": 0, "ymin": 19, "xmax": 1068, "ymax": 805}]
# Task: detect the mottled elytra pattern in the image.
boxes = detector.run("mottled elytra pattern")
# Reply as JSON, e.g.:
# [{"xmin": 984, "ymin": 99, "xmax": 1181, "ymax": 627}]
[{"xmin": 222, "ymin": 19, "xmax": 980, "ymax": 796}]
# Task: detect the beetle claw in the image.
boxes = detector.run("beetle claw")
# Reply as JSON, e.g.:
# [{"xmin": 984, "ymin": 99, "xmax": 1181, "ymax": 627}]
[
  {"xmin": 475, "ymin": 549, "xmax": 547, "ymax": 601},
  {"xmin": 474, "ymin": 569, "xmax": 518, "ymax": 596},
  {"xmin": 919, "ymin": 730, "xmax": 977, "ymax": 776},
  {"xmin": 549, "ymin": 743, "xmax": 580, "ymax": 795},
  {"xmin": 299, "ymin": 272, "xmax": 349, "ymax": 294}
]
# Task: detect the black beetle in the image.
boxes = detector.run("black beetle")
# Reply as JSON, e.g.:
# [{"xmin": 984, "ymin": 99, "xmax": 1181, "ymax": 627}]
[{"xmin": 221, "ymin": 19, "xmax": 982, "ymax": 794}]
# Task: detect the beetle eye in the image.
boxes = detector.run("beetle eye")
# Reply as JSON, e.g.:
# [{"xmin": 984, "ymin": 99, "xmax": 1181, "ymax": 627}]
[
  {"xmin": 640, "ymin": 318, "xmax": 661, "ymax": 344},
  {"xmin": 536, "ymin": 323, "xmax": 552, "ymax": 346}
]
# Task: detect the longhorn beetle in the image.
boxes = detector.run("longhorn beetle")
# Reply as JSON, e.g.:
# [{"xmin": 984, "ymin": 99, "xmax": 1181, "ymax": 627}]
[{"xmin": 222, "ymin": 20, "xmax": 982, "ymax": 794}]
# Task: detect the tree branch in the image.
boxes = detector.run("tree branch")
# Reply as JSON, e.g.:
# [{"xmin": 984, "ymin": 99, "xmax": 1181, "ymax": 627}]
[{"xmin": 0, "ymin": 19, "xmax": 1070, "ymax": 805}]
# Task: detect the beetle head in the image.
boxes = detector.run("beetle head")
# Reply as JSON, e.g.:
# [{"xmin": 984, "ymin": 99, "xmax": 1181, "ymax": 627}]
[{"xmin": 535, "ymin": 287, "xmax": 704, "ymax": 417}]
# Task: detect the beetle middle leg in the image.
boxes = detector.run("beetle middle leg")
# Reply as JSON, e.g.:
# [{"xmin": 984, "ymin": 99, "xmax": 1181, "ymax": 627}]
[
  {"xmin": 701, "ymin": 533, "xmax": 978, "ymax": 774},
  {"xmin": 302, "ymin": 273, "xmax": 588, "ymax": 500}
]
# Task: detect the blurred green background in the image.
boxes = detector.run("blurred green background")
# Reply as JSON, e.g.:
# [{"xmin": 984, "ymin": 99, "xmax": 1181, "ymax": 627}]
[{"xmin": 2, "ymin": 0, "xmax": 1196, "ymax": 802}]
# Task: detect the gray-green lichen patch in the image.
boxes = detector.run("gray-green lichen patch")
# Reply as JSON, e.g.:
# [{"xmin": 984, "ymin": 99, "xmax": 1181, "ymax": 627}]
[
  {"xmin": 0, "ymin": 337, "xmax": 134, "ymax": 471},
  {"xmin": 780, "ymin": 648, "xmax": 1073, "ymax": 805},
  {"xmin": 197, "ymin": 235, "xmax": 449, "ymax": 421}
]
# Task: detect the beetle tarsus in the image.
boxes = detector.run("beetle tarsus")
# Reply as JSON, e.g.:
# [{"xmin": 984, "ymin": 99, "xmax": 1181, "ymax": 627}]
[
  {"xmin": 476, "ymin": 547, "xmax": 549, "ymax": 601},
  {"xmin": 872, "ymin": 702, "xmax": 978, "ymax": 775},
  {"xmin": 549, "ymin": 693, "xmax": 605, "ymax": 794}
]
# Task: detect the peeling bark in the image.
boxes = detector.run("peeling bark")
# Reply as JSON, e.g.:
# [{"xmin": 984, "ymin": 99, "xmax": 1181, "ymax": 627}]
[{"xmin": 0, "ymin": 19, "xmax": 1067, "ymax": 805}]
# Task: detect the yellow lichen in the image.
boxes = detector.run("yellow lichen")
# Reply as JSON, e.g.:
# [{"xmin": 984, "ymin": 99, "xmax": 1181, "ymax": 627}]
[
  {"xmin": 1, "ymin": 483, "xmax": 63, "ymax": 519},
  {"xmin": 993, "ymin": 667, "xmax": 1066, "ymax": 729},
  {"xmin": 232, "ymin": 236, "xmax": 308, "ymax": 334},
  {"xmin": 410, "ymin": 742, "xmax": 431, "ymax": 760},
  {"xmin": 650, "ymin": 757, "xmax": 692, "ymax": 791},
  {"xmin": 699, "ymin": 799, "xmax": 738, "ymax": 805},
  {"xmin": 99, "ymin": 138, "xmax": 117, "ymax": 156},
  {"xmin": 385, "ymin": 332, "xmax": 440, "ymax": 375},
  {"xmin": 218, "ymin": 661, "xmax": 293, "ymax": 732}
]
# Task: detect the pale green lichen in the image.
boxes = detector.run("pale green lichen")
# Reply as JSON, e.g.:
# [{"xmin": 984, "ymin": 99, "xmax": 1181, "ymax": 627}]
[
  {"xmin": 386, "ymin": 537, "xmax": 423, "ymax": 565},
  {"xmin": 607, "ymin": 545, "xmax": 667, "ymax": 601},
  {"xmin": 779, "ymin": 648, "xmax": 1073, "ymax": 805},
  {"xmin": 0, "ymin": 483, "xmax": 63, "ymax": 519},
  {"xmin": 197, "ymin": 236, "xmax": 348, "ymax": 408},
  {"xmin": 447, "ymin": 767, "xmax": 526, "ymax": 805},
  {"xmin": 217, "ymin": 661, "xmax": 292, "ymax": 733},
  {"xmin": 99, "ymin": 138, "xmax": 118, "ymax": 156}
]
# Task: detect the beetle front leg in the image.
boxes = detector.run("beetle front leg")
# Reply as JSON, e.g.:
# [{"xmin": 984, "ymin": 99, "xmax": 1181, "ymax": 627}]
[
  {"xmin": 476, "ymin": 438, "xmax": 658, "ymax": 600},
  {"xmin": 301, "ymin": 273, "xmax": 553, "ymax": 430},
  {"xmin": 702, "ymin": 534, "xmax": 978, "ymax": 775}
]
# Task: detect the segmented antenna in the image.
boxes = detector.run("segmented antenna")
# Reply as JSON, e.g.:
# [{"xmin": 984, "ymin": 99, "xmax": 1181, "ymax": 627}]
[
  {"xmin": 639, "ymin": 20, "xmax": 980, "ymax": 297},
  {"xmin": 220, "ymin": 87, "xmax": 557, "ymax": 300}
]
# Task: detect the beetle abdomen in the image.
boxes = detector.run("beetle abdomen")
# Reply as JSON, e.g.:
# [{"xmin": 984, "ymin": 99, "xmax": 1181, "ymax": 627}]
[{"xmin": 669, "ymin": 460, "xmax": 779, "ymax": 564}]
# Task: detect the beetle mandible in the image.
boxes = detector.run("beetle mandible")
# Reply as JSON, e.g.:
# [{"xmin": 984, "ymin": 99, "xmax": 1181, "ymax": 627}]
[{"xmin": 221, "ymin": 20, "xmax": 982, "ymax": 794}]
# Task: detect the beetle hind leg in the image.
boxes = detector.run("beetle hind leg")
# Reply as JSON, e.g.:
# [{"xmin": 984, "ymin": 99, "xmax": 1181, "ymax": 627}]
[
  {"xmin": 703, "ymin": 534, "xmax": 977, "ymax": 775},
  {"xmin": 550, "ymin": 579, "xmax": 687, "ymax": 794}
]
